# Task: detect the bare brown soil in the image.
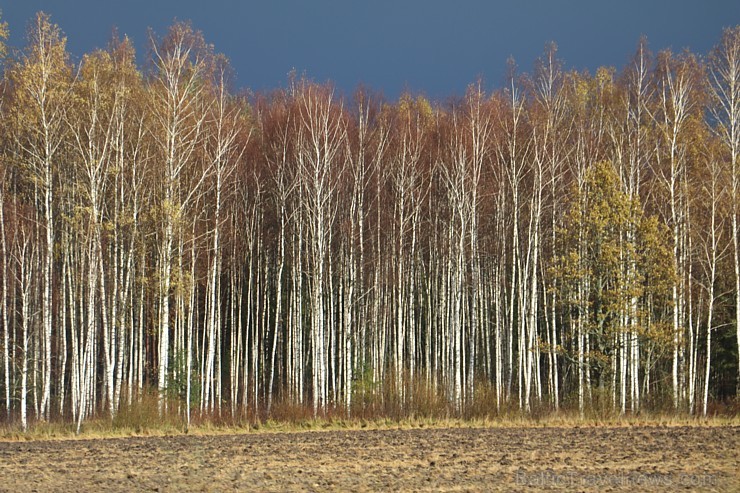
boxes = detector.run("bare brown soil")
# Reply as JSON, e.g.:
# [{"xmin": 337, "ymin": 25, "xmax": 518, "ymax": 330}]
[{"xmin": 0, "ymin": 425, "xmax": 737, "ymax": 492}]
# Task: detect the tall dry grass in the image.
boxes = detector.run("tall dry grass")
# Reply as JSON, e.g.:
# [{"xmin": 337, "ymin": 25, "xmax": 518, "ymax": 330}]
[{"xmin": 0, "ymin": 380, "xmax": 736, "ymax": 441}]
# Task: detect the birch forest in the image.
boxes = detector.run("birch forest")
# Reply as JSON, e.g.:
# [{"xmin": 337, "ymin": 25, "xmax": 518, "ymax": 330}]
[{"xmin": 0, "ymin": 13, "xmax": 739, "ymax": 431}]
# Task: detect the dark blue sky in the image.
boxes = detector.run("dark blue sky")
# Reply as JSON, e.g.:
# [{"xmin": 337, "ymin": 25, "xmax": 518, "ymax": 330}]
[{"xmin": 2, "ymin": 1, "xmax": 738, "ymax": 101}]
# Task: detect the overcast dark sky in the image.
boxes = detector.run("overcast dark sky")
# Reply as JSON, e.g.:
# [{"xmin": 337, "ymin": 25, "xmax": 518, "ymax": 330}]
[{"xmin": 2, "ymin": 1, "xmax": 739, "ymax": 101}]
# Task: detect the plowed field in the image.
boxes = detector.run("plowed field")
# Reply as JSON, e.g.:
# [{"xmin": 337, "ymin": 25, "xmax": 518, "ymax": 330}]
[{"xmin": 0, "ymin": 425, "xmax": 737, "ymax": 491}]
